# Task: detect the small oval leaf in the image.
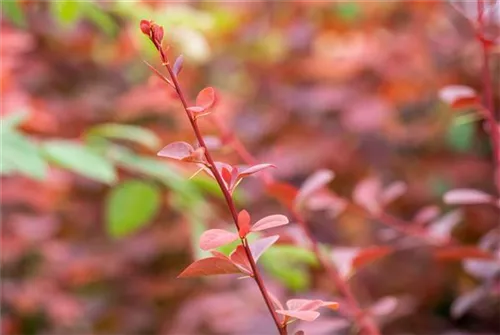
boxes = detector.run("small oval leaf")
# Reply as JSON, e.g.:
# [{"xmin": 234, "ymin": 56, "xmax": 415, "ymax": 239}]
[
  {"xmin": 444, "ymin": 189, "xmax": 493, "ymax": 205},
  {"xmin": 173, "ymin": 54, "xmax": 184, "ymax": 76},
  {"xmin": 199, "ymin": 229, "xmax": 239, "ymax": 251},
  {"xmin": 157, "ymin": 141, "xmax": 193, "ymax": 160},
  {"xmin": 178, "ymin": 257, "xmax": 242, "ymax": 278},
  {"xmin": 196, "ymin": 87, "xmax": 217, "ymax": 110},
  {"xmin": 251, "ymin": 215, "xmax": 289, "ymax": 232}
]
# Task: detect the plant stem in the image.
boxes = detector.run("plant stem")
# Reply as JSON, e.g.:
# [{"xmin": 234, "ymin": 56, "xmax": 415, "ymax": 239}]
[
  {"xmin": 157, "ymin": 51, "xmax": 286, "ymax": 335},
  {"xmin": 478, "ymin": 0, "xmax": 500, "ymax": 195}
]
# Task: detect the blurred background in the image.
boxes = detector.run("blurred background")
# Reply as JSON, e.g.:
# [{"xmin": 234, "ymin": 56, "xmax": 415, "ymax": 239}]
[{"xmin": 1, "ymin": 1, "xmax": 499, "ymax": 335}]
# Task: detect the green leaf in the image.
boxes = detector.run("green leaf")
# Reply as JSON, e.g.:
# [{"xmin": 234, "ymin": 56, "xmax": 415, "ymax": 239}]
[
  {"xmin": 2, "ymin": 0, "xmax": 26, "ymax": 27},
  {"xmin": 42, "ymin": 140, "xmax": 116, "ymax": 184},
  {"xmin": 86, "ymin": 123, "xmax": 160, "ymax": 150},
  {"xmin": 447, "ymin": 119, "xmax": 475, "ymax": 152},
  {"xmin": 260, "ymin": 245, "xmax": 319, "ymax": 291},
  {"xmin": 1, "ymin": 130, "xmax": 48, "ymax": 180},
  {"xmin": 1, "ymin": 110, "xmax": 29, "ymax": 131},
  {"xmin": 106, "ymin": 180, "xmax": 161, "ymax": 238},
  {"xmin": 51, "ymin": 1, "xmax": 82, "ymax": 25}
]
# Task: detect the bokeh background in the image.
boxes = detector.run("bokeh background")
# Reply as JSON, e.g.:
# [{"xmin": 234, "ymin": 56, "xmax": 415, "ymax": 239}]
[{"xmin": 1, "ymin": 1, "xmax": 499, "ymax": 335}]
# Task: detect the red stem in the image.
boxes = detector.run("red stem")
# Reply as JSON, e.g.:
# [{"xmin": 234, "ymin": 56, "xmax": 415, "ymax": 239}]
[
  {"xmin": 154, "ymin": 43, "xmax": 286, "ymax": 335},
  {"xmin": 478, "ymin": 0, "xmax": 500, "ymax": 195}
]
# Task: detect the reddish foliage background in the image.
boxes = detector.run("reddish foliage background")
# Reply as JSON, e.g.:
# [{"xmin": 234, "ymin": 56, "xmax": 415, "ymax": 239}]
[{"xmin": 1, "ymin": 2, "xmax": 499, "ymax": 335}]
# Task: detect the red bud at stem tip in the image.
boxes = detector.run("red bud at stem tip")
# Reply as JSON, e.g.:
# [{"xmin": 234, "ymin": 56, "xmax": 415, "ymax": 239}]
[
  {"xmin": 140, "ymin": 20, "xmax": 151, "ymax": 36},
  {"xmin": 152, "ymin": 24, "xmax": 164, "ymax": 44}
]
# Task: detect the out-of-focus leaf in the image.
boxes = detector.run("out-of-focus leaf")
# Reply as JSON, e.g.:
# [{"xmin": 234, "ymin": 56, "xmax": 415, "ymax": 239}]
[
  {"xmin": 86, "ymin": 123, "xmax": 160, "ymax": 150},
  {"xmin": 434, "ymin": 246, "xmax": 493, "ymax": 261},
  {"xmin": 1, "ymin": 110, "xmax": 29, "ymax": 131},
  {"xmin": 336, "ymin": 2, "xmax": 361, "ymax": 22},
  {"xmin": 2, "ymin": 0, "xmax": 26, "ymax": 27},
  {"xmin": 106, "ymin": 180, "xmax": 161, "ymax": 238},
  {"xmin": 438, "ymin": 85, "xmax": 478, "ymax": 109},
  {"xmin": 295, "ymin": 169, "xmax": 335, "ymax": 206},
  {"xmin": 1, "ymin": 130, "xmax": 48, "ymax": 180},
  {"xmin": 352, "ymin": 246, "xmax": 393, "ymax": 269},
  {"xmin": 42, "ymin": 140, "xmax": 116, "ymax": 184},
  {"xmin": 353, "ymin": 177, "xmax": 382, "ymax": 214},
  {"xmin": 276, "ymin": 310, "xmax": 320, "ymax": 322},
  {"xmin": 81, "ymin": 2, "xmax": 118, "ymax": 36},
  {"xmin": 267, "ymin": 182, "xmax": 299, "ymax": 208},
  {"xmin": 443, "ymin": 189, "xmax": 493, "ymax": 205},
  {"xmin": 427, "ymin": 210, "xmax": 462, "ymax": 243},
  {"xmin": 447, "ymin": 120, "xmax": 474, "ymax": 153},
  {"xmin": 51, "ymin": 1, "xmax": 82, "ymax": 25},
  {"xmin": 451, "ymin": 286, "xmax": 487, "ymax": 319}
]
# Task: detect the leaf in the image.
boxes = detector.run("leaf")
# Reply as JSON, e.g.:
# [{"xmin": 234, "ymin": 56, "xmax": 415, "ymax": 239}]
[
  {"xmin": 413, "ymin": 205, "xmax": 440, "ymax": 224},
  {"xmin": 331, "ymin": 247, "xmax": 360, "ymax": 278},
  {"xmin": 1, "ymin": 110, "xmax": 29, "ymax": 131},
  {"xmin": 106, "ymin": 180, "xmax": 161, "ymax": 238},
  {"xmin": 187, "ymin": 106, "xmax": 206, "ymax": 113},
  {"xmin": 238, "ymin": 210, "xmax": 251, "ymax": 238},
  {"xmin": 287, "ymin": 299, "xmax": 324, "ymax": 311},
  {"xmin": 276, "ymin": 310, "xmax": 320, "ymax": 322},
  {"xmin": 267, "ymin": 290, "xmax": 284, "ymax": 311},
  {"xmin": 451, "ymin": 287, "xmax": 487, "ymax": 319},
  {"xmin": 438, "ymin": 85, "xmax": 478, "ymax": 109},
  {"xmin": 380, "ymin": 181, "xmax": 407, "ymax": 205},
  {"xmin": 447, "ymin": 120, "xmax": 474, "ymax": 153},
  {"xmin": 157, "ymin": 141, "xmax": 194, "ymax": 160},
  {"xmin": 173, "ymin": 54, "xmax": 184, "ymax": 76},
  {"xmin": 352, "ymin": 177, "xmax": 382, "ymax": 214},
  {"xmin": 238, "ymin": 163, "xmax": 276, "ymax": 178},
  {"xmin": 352, "ymin": 246, "xmax": 393, "ymax": 269},
  {"xmin": 43, "ymin": 140, "xmax": 116, "ymax": 184},
  {"xmin": 199, "ymin": 229, "xmax": 239, "ymax": 251},
  {"xmin": 229, "ymin": 245, "xmax": 253, "ymax": 275},
  {"xmin": 427, "ymin": 210, "xmax": 462, "ymax": 243},
  {"xmin": 434, "ymin": 246, "xmax": 493, "ymax": 261},
  {"xmin": 369, "ymin": 296, "xmax": 398, "ymax": 316},
  {"xmin": 443, "ymin": 189, "xmax": 493, "ymax": 205},
  {"xmin": 250, "ymin": 235, "xmax": 280, "ymax": 261},
  {"xmin": 1, "ymin": 130, "xmax": 48, "ymax": 180},
  {"xmin": 178, "ymin": 257, "xmax": 242, "ymax": 278},
  {"xmin": 2, "ymin": 0, "xmax": 26, "ymax": 27},
  {"xmin": 251, "ymin": 215, "xmax": 289, "ymax": 232},
  {"xmin": 267, "ymin": 182, "xmax": 299, "ymax": 208},
  {"xmin": 296, "ymin": 169, "xmax": 335, "ymax": 205},
  {"xmin": 86, "ymin": 123, "xmax": 160, "ymax": 150},
  {"xmin": 196, "ymin": 87, "xmax": 217, "ymax": 110}
]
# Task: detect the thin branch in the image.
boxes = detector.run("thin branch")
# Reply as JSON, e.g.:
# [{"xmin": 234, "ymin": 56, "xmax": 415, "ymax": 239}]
[{"xmin": 147, "ymin": 33, "xmax": 286, "ymax": 335}]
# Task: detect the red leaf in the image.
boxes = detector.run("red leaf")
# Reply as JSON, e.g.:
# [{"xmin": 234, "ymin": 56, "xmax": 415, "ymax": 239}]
[
  {"xmin": 238, "ymin": 163, "xmax": 276, "ymax": 178},
  {"xmin": 296, "ymin": 169, "xmax": 335, "ymax": 205},
  {"xmin": 238, "ymin": 210, "xmax": 251, "ymax": 238},
  {"xmin": 267, "ymin": 182, "xmax": 299, "ymax": 208},
  {"xmin": 276, "ymin": 310, "xmax": 320, "ymax": 322},
  {"xmin": 251, "ymin": 215, "xmax": 289, "ymax": 232},
  {"xmin": 196, "ymin": 87, "xmax": 217, "ymax": 110},
  {"xmin": 369, "ymin": 296, "xmax": 398, "ymax": 316},
  {"xmin": 434, "ymin": 246, "xmax": 493, "ymax": 261},
  {"xmin": 438, "ymin": 85, "xmax": 478, "ymax": 109},
  {"xmin": 157, "ymin": 141, "xmax": 193, "ymax": 160},
  {"xmin": 353, "ymin": 177, "xmax": 382, "ymax": 214},
  {"xmin": 152, "ymin": 24, "xmax": 164, "ymax": 43},
  {"xmin": 249, "ymin": 235, "xmax": 279, "ymax": 261},
  {"xmin": 413, "ymin": 205, "xmax": 440, "ymax": 224},
  {"xmin": 287, "ymin": 299, "xmax": 324, "ymax": 311},
  {"xmin": 221, "ymin": 167, "xmax": 233, "ymax": 189},
  {"xmin": 352, "ymin": 246, "xmax": 393, "ymax": 269},
  {"xmin": 140, "ymin": 20, "xmax": 151, "ymax": 35},
  {"xmin": 380, "ymin": 181, "xmax": 407, "ymax": 205},
  {"xmin": 177, "ymin": 257, "xmax": 241, "ymax": 278},
  {"xmin": 199, "ymin": 229, "xmax": 239, "ymax": 251},
  {"xmin": 229, "ymin": 245, "xmax": 253, "ymax": 275},
  {"xmin": 427, "ymin": 210, "xmax": 462, "ymax": 243},
  {"xmin": 443, "ymin": 189, "xmax": 494, "ymax": 205},
  {"xmin": 173, "ymin": 54, "xmax": 184, "ymax": 76}
]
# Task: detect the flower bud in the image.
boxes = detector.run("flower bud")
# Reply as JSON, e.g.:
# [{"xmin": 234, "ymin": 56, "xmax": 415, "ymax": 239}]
[
  {"xmin": 152, "ymin": 24, "xmax": 164, "ymax": 44},
  {"xmin": 139, "ymin": 20, "xmax": 151, "ymax": 36}
]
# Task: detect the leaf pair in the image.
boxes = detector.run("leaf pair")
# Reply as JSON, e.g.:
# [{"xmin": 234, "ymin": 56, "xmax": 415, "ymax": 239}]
[
  {"xmin": 199, "ymin": 211, "xmax": 289, "ymax": 249},
  {"xmin": 178, "ymin": 235, "xmax": 280, "ymax": 278},
  {"xmin": 353, "ymin": 178, "xmax": 407, "ymax": 215},
  {"xmin": 202, "ymin": 162, "xmax": 275, "ymax": 194},
  {"xmin": 274, "ymin": 298, "xmax": 339, "ymax": 323}
]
